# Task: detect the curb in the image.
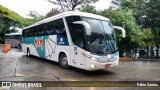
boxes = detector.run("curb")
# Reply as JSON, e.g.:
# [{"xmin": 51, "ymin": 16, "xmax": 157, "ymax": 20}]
[
  {"xmin": 119, "ymin": 58, "xmax": 160, "ymax": 61},
  {"xmin": 138, "ymin": 59, "xmax": 160, "ymax": 61},
  {"xmin": 119, "ymin": 58, "xmax": 132, "ymax": 61}
]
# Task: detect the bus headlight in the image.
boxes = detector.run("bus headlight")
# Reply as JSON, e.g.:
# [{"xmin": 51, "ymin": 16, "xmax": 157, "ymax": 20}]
[
  {"xmin": 89, "ymin": 56, "xmax": 99, "ymax": 61},
  {"xmin": 109, "ymin": 56, "xmax": 118, "ymax": 62},
  {"xmin": 91, "ymin": 64, "xmax": 95, "ymax": 68}
]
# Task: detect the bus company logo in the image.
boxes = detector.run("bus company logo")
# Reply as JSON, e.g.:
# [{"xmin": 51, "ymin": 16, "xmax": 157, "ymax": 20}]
[
  {"xmin": 34, "ymin": 37, "xmax": 43, "ymax": 48},
  {"xmin": 2, "ymin": 82, "xmax": 11, "ymax": 88},
  {"xmin": 58, "ymin": 38, "xmax": 65, "ymax": 44}
]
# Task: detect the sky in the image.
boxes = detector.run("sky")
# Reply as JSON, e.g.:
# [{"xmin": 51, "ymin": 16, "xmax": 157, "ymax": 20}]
[{"xmin": 0, "ymin": 0, "xmax": 112, "ymax": 18}]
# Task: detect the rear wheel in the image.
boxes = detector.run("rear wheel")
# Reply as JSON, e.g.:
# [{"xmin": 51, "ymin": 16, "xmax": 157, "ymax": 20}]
[
  {"xmin": 59, "ymin": 54, "xmax": 70, "ymax": 69},
  {"xmin": 27, "ymin": 48, "xmax": 30, "ymax": 56},
  {"xmin": 18, "ymin": 44, "xmax": 21, "ymax": 48}
]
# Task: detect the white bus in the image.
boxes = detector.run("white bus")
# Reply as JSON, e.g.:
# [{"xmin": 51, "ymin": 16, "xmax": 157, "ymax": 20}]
[
  {"xmin": 22, "ymin": 11, "xmax": 126, "ymax": 71},
  {"xmin": 5, "ymin": 33, "xmax": 22, "ymax": 48}
]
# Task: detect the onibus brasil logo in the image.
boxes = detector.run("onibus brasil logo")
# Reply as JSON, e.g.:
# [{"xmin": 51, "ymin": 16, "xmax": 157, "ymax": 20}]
[{"xmin": 34, "ymin": 37, "xmax": 43, "ymax": 48}]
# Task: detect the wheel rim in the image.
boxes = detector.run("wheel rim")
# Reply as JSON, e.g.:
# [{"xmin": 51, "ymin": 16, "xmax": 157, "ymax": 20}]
[
  {"xmin": 61, "ymin": 57, "xmax": 68, "ymax": 66},
  {"xmin": 27, "ymin": 50, "xmax": 30, "ymax": 56}
]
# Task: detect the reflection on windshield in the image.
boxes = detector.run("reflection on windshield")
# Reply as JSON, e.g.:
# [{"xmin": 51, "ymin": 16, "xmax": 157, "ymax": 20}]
[{"xmin": 83, "ymin": 17, "xmax": 117, "ymax": 54}]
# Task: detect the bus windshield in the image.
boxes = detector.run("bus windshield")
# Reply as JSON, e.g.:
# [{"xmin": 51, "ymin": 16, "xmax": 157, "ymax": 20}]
[
  {"xmin": 83, "ymin": 18, "xmax": 117, "ymax": 54},
  {"xmin": 5, "ymin": 35, "xmax": 21, "ymax": 39}
]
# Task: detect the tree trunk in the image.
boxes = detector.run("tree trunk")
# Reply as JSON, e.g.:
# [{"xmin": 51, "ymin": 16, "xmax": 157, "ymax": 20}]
[
  {"xmin": 150, "ymin": 46, "xmax": 154, "ymax": 59},
  {"xmin": 156, "ymin": 45, "xmax": 159, "ymax": 59},
  {"xmin": 0, "ymin": 33, "xmax": 5, "ymax": 44},
  {"xmin": 147, "ymin": 46, "xmax": 149, "ymax": 59}
]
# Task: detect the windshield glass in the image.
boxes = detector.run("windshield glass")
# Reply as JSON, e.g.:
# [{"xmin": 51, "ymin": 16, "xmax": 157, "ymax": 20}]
[{"xmin": 83, "ymin": 17, "xmax": 117, "ymax": 54}]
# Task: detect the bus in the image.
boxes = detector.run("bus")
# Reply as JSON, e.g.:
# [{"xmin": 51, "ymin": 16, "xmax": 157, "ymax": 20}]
[
  {"xmin": 5, "ymin": 33, "xmax": 22, "ymax": 48},
  {"xmin": 22, "ymin": 11, "xmax": 126, "ymax": 71}
]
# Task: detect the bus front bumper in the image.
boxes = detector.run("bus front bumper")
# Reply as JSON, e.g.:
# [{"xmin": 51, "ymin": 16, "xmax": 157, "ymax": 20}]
[{"xmin": 86, "ymin": 58, "xmax": 119, "ymax": 71}]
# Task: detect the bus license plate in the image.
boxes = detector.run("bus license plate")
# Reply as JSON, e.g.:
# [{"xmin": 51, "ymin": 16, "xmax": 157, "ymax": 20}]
[{"xmin": 105, "ymin": 64, "xmax": 111, "ymax": 68}]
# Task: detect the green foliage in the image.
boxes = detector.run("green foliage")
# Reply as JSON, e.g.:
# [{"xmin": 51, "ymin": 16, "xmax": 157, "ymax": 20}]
[
  {"xmin": 99, "ymin": 9, "xmax": 142, "ymax": 42},
  {"xmin": 0, "ymin": 5, "xmax": 33, "ymax": 43},
  {"xmin": 0, "ymin": 37, "xmax": 3, "ymax": 42},
  {"xmin": 81, "ymin": 5, "xmax": 144, "ymax": 51},
  {"xmin": 28, "ymin": 11, "xmax": 45, "ymax": 23},
  {"xmin": 48, "ymin": 0, "xmax": 98, "ymax": 12},
  {"xmin": 81, "ymin": 5, "xmax": 97, "ymax": 14},
  {"xmin": 46, "ymin": 8, "xmax": 60, "ymax": 18},
  {"xmin": 111, "ymin": 0, "xmax": 160, "ymax": 58},
  {"xmin": 99, "ymin": 9, "xmax": 143, "ymax": 51},
  {"xmin": 0, "ymin": 5, "xmax": 27, "ymax": 27},
  {"xmin": 140, "ymin": 28, "xmax": 155, "ymax": 47},
  {"xmin": 142, "ymin": 0, "xmax": 160, "ymax": 44},
  {"xmin": 111, "ymin": 0, "xmax": 160, "ymax": 45}
]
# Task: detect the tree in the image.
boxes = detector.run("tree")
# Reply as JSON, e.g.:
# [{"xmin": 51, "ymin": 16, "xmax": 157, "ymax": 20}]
[
  {"xmin": 0, "ymin": 5, "xmax": 32, "ymax": 43},
  {"xmin": 47, "ymin": 0, "xmax": 98, "ymax": 12},
  {"xmin": 98, "ymin": 9, "xmax": 143, "ymax": 56},
  {"xmin": 142, "ymin": 0, "xmax": 160, "ymax": 59},
  {"xmin": 46, "ymin": 8, "xmax": 60, "ymax": 18},
  {"xmin": 0, "ymin": 5, "xmax": 19, "ymax": 43},
  {"xmin": 81, "ymin": 5, "xmax": 97, "ymax": 14},
  {"xmin": 28, "ymin": 11, "xmax": 45, "ymax": 23},
  {"xmin": 111, "ymin": 0, "xmax": 160, "ymax": 59},
  {"xmin": 140, "ymin": 28, "xmax": 154, "ymax": 58},
  {"xmin": 81, "ymin": 5, "xmax": 144, "ymax": 56}
]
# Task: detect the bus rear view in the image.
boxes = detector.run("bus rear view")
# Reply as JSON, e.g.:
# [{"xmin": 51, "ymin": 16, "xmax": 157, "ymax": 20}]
[{"xmin": 5, "ymin": 33, "xmax": 22, "ymax": 48}]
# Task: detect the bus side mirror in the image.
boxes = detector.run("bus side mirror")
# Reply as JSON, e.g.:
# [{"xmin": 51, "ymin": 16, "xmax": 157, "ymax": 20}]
[
  {"xmin": 73, "ymin": 21, "xmax": 91, "ymax": 36},
  {"xmin": 113, "ymin": 26, "xmax": 126, "ymax": 38}
]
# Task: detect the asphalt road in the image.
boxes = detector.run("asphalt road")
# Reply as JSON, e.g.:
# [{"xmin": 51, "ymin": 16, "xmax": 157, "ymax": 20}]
[{"xmin": 0, "ymin": 48, "xmax": 160, "ymax": 90}]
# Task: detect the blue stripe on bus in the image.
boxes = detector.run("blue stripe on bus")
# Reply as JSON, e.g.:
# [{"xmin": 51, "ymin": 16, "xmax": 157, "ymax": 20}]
[
  {"xmin": 24, "ymin": 36, "xmax": 49, "ymax": 58},
  {"xmin": 114, "ymin": 52, "xmax": 119, "ymax": 56}
]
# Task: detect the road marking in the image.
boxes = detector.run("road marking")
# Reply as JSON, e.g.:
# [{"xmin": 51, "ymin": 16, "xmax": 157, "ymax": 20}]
[
  {"xmin": 15, "ymin": 73, "xmax": 37, "ymax": 77},
  {"xmin": 0, "ymin": 87, "xmax": 3, "ymax": 89},
  {"xmin": 61, "ymin": 79, "xmax": 78, "ymax": 81},
  {"xmin": 0, "ymin": 87, "xmax": 9, "ymax": 90}
]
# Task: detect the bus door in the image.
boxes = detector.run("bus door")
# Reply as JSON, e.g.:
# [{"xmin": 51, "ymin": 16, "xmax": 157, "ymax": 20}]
[{"xmin": 70, "ymin": 25, "xmax": 86, "ymax": 69}]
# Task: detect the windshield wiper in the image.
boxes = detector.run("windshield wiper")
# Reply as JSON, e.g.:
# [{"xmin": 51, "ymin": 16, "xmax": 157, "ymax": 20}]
[{"xmin": 89, "ymin": 48, "xmax": 113, "ymax": 54}]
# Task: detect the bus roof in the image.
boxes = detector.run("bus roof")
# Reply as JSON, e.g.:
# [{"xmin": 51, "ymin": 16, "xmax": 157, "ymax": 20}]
[
  {"xmin": 6, "ymin": 33, "xmax": 22, "ymax": 35},
  {"xmin": 24, "ymin": 11, "xmax": 110, "ymax": 29}
]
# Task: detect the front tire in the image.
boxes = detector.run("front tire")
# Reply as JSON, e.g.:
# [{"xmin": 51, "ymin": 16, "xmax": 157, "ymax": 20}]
[
  {"xmin": 59, "ymin": 54, "xmax": 70, "ymax": 69},
  {"xmin": 27, "ymin": 48, "xmax": 30, "ymax": 57}
]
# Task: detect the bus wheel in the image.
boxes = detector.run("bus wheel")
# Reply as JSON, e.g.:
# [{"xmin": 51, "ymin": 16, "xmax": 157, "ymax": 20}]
[
  {"xmin": 27, "ymin": 49, "xmax": 30, "ymax": 56},
  {"xmin": 59, "ymin": 54, "xmax": 70, "ymax": 69},
  {"xmin": 18, "ymin": 44, "xmax": 21, "ymax": 48}
]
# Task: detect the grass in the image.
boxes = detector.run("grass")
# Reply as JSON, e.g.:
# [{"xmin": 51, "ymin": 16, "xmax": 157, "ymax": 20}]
[{"xmin": 0, "ymin": 44, "xmax": 3, "ymax": 46}]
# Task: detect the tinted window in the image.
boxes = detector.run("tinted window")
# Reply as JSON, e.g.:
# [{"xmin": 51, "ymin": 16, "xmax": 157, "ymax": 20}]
[
  {"xmin": 65, "ymin": 16, "xmax": 85, "ymax": 48},
  {"xmin": 22, "ymin": 18, "xmax": 65, "ymax": 37},
  {"xmin": 5, "ymin": 35, "xmax": 21, "ymax": 39}
]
